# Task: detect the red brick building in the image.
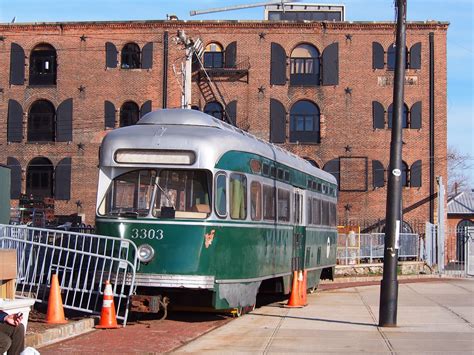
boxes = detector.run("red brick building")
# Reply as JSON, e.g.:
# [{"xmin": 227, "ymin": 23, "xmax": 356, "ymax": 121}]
[{"xmin": 0, "ymin": 19, "xmax": 448, "ymax": 228}]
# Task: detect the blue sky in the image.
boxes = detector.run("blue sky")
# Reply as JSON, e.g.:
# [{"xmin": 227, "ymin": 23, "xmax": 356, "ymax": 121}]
[{"xmin": 1, "ymin": 0, "xmax": 473, "ymax": 184}]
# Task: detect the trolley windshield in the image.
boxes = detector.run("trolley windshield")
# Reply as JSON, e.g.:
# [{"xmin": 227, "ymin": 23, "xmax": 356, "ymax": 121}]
[{"xmin": 101, "ymin": 169, "xmax": 211, "ymax": 219}]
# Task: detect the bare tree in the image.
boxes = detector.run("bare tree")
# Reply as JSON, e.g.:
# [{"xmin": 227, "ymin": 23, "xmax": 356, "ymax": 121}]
[{"xmin": 447, "ymin": 146, "xmax": 473, "ymax": 197}]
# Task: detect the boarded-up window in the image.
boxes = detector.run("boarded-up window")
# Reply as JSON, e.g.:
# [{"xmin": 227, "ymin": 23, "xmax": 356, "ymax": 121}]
[
  {"xmin": 410, "ymin": 160, "xmax": 422, "ymax": 188},
  {"xmin": 141, "ymin": 42, "xmax": 153, "ymax": 69},
  {"xmin": 226, "ymin": 100, "xmax": 237, "ymax": 126},
  {"xmin": 322, "ymin": 42, "xmax": 339, "ymax": 86},
  {"xmin": 7, "ymin": 99, "xmax": 23, "ymax": 142},
  {"xmin": 372, "ymin": 42, "xmax": 385, "ymax": 69},
  {"xmin": 56, "ymin": 98, "xmax": 73, "ymax": 142},
  {"xmin": 140, "ymin": 100, "xmax": 152, "ymax": 118},
  {"xmin": 270, "ymin": 42, "xmax": 286, "ymax": 85},
  {"xmin": 372, "ymin": 101, "xmax": 385, "ymax": 129},
  {"xmin": 105, "ymin": 42, "xmax": 118, "ymax": 68},
  {"xmin": 55, "ymin": 157, "xmax": 72, "ymax": 200},
  {"xmin": 410, "ymin": 101, "xmax": 422, "ymax": 129},
  {"xmin": 409, "ymin": 42, "xmax": 421, "ymax": 69},
  {"xmin": 104, "ymin": 101, "xmax": 116, "ymax": 129},
  {"xmin": 323, "ymin": 159, "xmax": 340, "ymax": 187},
  {"xmin": 10, "ymin": 43, "xmax": 25, "ymax": 85},
  {"xmin": 270, "ymin": 99, "xmax": 286, "ymax": 143},
  {"xmin": 225, "ymin": 41, "xmax": 237, "ymax": 68},
  {"xmin": 340, "ymin": 157, "xmax": 368, "ymax": 192},
  {"xmin": 372, "ymin": 160, "xmax": 385, "ymax": 188},
  {"xmin": 7, "ymin": 157, "xmax": 22, "ymax": 199}
]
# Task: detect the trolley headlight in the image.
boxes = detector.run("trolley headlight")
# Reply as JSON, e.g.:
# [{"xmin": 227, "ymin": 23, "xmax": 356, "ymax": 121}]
[{"xmin": 137, "ymin": 244, "xmax": 155, "ymax": 263}]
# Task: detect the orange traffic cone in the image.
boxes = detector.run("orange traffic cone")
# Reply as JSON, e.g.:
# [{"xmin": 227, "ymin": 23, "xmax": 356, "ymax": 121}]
[
  {"xmin": 300, "ymin": 270, "xmax": 308, "ymax": 306},
  {"xmin": 96, "ymin": 280, "xmax": 120, "ymax": 329},
  {"xmin": 45, "ymin": 274, "xmax": 68, "ymax": 324},
  {"xmin": 285, "ymin": 271, "xmax": 303, "ymax": 308}
]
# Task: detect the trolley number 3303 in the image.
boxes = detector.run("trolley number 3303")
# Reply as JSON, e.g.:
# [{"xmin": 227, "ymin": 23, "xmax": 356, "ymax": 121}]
[{"xmin": 130, "ymin": 228, "xmax": 164, "ymax": 240}]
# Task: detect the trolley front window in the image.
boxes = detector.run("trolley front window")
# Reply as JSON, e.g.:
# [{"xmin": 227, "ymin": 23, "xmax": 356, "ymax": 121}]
[
  {"xmin": 100, "ymin": 169, "xmax": 211, "ymax": 219},
  {"xmin": 153, "ymin": 170, "xmax": 211, "ymax": 219},
  {"xmin": 104, "ymin": 169, "xmax": 156, "ymax": 217}
]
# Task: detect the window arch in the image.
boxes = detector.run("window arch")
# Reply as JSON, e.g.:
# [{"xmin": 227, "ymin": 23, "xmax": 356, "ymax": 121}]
[
  {"xmin": 204, "ymin": 101, "xmax": 224, "ymax": 120},
  {"xmin": 203, "ymin": 42, "xmax": 224, "ymax": 68},
  {"xmin": 120, "ymin": 101, "xmax": 140, "ymax": 127},
  {"xmin": 29, "ymin": 43, "xmax": 57, "ymax": 85},
  {"xmin": 289, "ymin": 100, "xmax": 320, "ymax": 143},
  {"xmin": 388, "ymin": 103, "xmax": 409, "ymax": 129},
  {"xmin": 290, "ymin": 43, "xmax": 320, "ymax": 86},
  {"xmin": 303, "ymin": 157, "xmax": 319, "ymax": 168},
  {"xmin": 121, "ymin": 43, "xmax": 141, "ymax": 69},
  {"xmin": 26, "ymin": 157, "xmax": 54, "ymax": 198},
  {"xmin": 28, "ymin": 100, "xmax": 56, "ymax": 142},
  {"xmin": 387, "ymin": 43, "xmax": 408, "ymax": 70}
]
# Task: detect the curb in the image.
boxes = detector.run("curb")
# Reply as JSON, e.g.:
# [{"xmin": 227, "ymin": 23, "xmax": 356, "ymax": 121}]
[
  {"xmin": 25, "ymin": 318, "xmax": 96, "ymax": 349},
  {"xmin": 321, "ymin": 273, "xmax": 443, "ymax": 284}
]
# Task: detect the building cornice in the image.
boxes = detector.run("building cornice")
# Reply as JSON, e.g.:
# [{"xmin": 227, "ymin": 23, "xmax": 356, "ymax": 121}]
[{"xmin": 0, "ymin": 20, "xmax": 449, "ymax": 33}]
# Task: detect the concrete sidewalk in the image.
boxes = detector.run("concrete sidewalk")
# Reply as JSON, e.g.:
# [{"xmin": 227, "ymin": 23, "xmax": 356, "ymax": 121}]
[{"xmin": 175, "ymin": 279, "xmax": 474, "ymax": 354}]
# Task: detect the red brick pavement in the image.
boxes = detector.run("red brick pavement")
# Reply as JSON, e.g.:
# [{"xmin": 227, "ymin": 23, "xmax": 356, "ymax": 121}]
[{"xmin": 39, "ymin": 312, "xmax": 232, "ymax": 354}]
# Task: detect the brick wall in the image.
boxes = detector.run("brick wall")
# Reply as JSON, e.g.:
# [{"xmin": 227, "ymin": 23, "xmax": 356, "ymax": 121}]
[{"xmin": 0, "ymin": 20, "xmax": 448, "ymax": 227}]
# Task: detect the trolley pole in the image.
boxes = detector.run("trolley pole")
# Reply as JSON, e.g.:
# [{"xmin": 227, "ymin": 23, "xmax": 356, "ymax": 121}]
[{"xmin": 379, "ymin": 0, "xmax": 407, "ymax": 327}]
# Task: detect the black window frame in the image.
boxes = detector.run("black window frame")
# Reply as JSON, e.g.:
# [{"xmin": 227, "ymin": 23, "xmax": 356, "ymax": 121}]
[
  {"xmin": 121, "ymin": 43, "xmax": 141, "ymax": 69},
  {"xmin": 289, "ymin": 100, "xmax": 321, "ymax": 143},
  {"xmin": 29, "ymin": 43, "xmax": 57, "ymax": 86},
  {"xmin": 27, "ymin": 100, "xmax": 56, "ymax": 142},
  {"xmin": 120, "ymin": 101, "xmax": 140, "ymax": 127}
]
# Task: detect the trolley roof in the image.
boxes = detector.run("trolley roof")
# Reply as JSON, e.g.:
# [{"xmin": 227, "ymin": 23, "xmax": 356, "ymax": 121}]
[{"xmin": 100, "ymin": 109, "xmax": 336, "ymax": 184}]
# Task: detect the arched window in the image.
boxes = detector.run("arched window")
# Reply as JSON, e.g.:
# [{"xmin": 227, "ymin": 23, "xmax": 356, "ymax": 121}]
[
  {"xmin": 387, "ymin": 43, "xmax": 408, "ymax": 70},
  {"xmin": 289, "ymin": 100, "xmax": 320, "ymax": 143},
  {"xmin": 29, "ymin": 43, "xmax": 57, "ymax": 85},
  {"xmin": 203, "ymin": 42, "xmax": 224, "ymax": 68},
  {"xmin": 204, "ymin": 101, "xmax": 224, "ymax": 120},
  {"xmin": 401, "ymin": 161, "xmax": 409, "ymax": 187},
  {"xmin": 303, "ymin": 157, "xmax": 319, "ymax": 168},
  {"xmin": 26, "ymin": 157, "xmax": 54, "ymax": 198},
  {"xmin": 120, "ymin": 101, "xmax": 140, "ymax": 127},
  {"xmin": 388, "ymin": 103, "xmax": 408, "ymax": 129},
  {"xmin": 28, "ymin": 100, "xmax": 55, "ymax": 142},
  {"xmin": 121, "ymin": 43, "xmax": 141, "ymax": 69},
  {"xmin": 456, "ymin": 220, "xmax": 474, "ymax": 262},
  {"xmin": 290, "ymin": 43, "xmax": 320, "ymax": 86}
]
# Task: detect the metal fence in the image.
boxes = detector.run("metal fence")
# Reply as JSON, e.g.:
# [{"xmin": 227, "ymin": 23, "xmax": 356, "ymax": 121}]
[
  {"xmin": 442, "ymin": 225, "xmax": 474, "ymax": 277},
  {"xmin": 0, "ymin": 224, "xmax": 137, "ymax": 325},
  {"xmin": 337, "ymin": 233, "xmax": 420, "ymax": 265}
]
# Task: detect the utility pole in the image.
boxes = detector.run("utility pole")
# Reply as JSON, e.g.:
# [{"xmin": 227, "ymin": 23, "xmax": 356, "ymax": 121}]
[{"xmin": 379, "ymin": 0, "xmax": 407, "ymax": 327}]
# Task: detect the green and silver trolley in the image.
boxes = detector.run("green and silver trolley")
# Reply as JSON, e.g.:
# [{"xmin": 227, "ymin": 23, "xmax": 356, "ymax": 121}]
[{"xmin": 96, "ymin": 109, "xmax": 337, "ymax": 313}]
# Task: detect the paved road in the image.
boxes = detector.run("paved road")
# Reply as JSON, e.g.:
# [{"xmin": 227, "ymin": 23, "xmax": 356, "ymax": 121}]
[{"xmin": 176, "ymin": 279, "xmax": 474, "ymax": 353}]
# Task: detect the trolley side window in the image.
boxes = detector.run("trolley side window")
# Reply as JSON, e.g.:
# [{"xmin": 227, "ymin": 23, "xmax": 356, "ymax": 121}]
[
  {"xmin": 330, "ymin": 202, "xmax": 337, "ymax": 226},
  {"xmin": 102, "ymin": 169, "xmax": 156, "ymax": 217},
  {"xmin": 312, "ymin": 198, "xmax": 321, "ymax": 225},
  {"xmin": 230, "ymin": 173, "xmax": 247, "ymax": 220},
  {"xmin": 263, "ymin": 185, "xmax": 276, "ymax": 221},
  {"xmin": 307, "ymin": 197, "xmax": 312, "ymax": 224},
  {"xmin": 215, "ymin": 173, "xmax": 227, "ymax": 218},
  {"xmin": 251, "ymin": 181, "xmax": 262, "ymax": 221},
  {"xmin": 321, "ymin": 200, "xmax": 330, "ymax": 226},
  {"xmin": 278, "ymin": 188, "xmax": 290, "ymax": 222},
  {"xmin": 154, "ymin": 170, "xmax": 211, "ymax": 219}
]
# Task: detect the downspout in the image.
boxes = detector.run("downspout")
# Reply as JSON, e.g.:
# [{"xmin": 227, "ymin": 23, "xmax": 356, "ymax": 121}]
[
  {"xmin": 429, "ymin": 32, "xmax": 435, "ymax": 223},
  {"xmin": 162, "ymin": 31, "xmax": 169, "ymax": 108}
]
